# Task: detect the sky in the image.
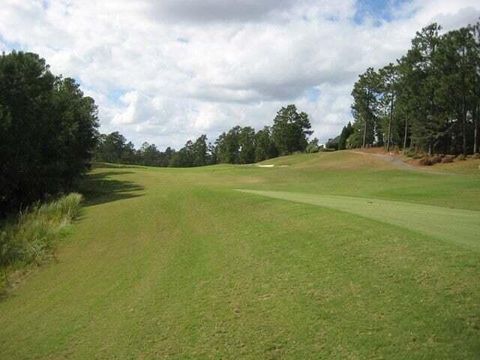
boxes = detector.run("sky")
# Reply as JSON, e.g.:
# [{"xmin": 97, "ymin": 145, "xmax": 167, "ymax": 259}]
[{"xmin": 1, "ymin": 0, "xmax": 480, "ymax": 149}]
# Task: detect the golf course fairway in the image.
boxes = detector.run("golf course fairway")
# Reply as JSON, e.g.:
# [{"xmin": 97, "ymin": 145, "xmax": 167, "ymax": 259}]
[
  {"xmin": 236, "ymin": 190, "xmax": 480, "ymax": 249},
  {"xmin": 0, "ymin": 151, "xmax": 479, "ymax": 359}
]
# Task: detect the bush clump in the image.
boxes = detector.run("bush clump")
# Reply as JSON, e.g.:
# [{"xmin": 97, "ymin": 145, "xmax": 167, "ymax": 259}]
[
  {"xmin": 0, "ymin": 193, "xmax": 82, "ymax": 287},
  {"xmin": 441, "ymin": 155, "xmax": 455, "ymax": 163},
  {"xmin": 419, "ymin": 155, "xmax": 444, "ymax": 166},
  {"xmin": 404, "ymin": 148, "xmax": 417, "ymax": 158},
  {"xmin": 456, "ymin": 154, "xmax": 467, "ymax": 161},
  {"xmin": 419, "ymin": 157, "xmax": 433, "ymax": 166},
  {"xmin": 431, "ymin": 155, "xmax": 443, "ymax": 164}
]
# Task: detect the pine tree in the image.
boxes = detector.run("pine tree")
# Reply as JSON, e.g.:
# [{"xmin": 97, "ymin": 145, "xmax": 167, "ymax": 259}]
[{"xmin": 351, "ymin": 68, "xmax": 379, "ymax": 148}]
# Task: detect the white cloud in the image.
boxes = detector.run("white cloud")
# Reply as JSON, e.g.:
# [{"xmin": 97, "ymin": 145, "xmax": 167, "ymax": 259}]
[
  {"xmin": 149, "ymin": 0, "xmax": 295, "ymax": 23},
  {"xmin": 1, "ymin": 0, "xmax": 480, "ymax": 148}
]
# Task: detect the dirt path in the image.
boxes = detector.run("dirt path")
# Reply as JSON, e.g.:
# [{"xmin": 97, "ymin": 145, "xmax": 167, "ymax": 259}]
[
  {"xmin": 351, "ymin": 151, "xmax": 415, "ymax": 170},
  {"xmin": 351, "ymin": 150, "xmax": 451, "ymax": 174}
]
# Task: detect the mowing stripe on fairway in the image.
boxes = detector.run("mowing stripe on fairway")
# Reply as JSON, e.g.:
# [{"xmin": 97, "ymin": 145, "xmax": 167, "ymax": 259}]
[{"xmin": 237, "ymin": 189, "xmax": 480, "ymax": 250}]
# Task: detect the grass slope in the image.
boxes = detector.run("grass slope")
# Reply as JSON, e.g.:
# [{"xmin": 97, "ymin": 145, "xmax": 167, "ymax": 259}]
[{"xmin": 0, "ymin": 151, "xmax": 479, "ymax": 359}]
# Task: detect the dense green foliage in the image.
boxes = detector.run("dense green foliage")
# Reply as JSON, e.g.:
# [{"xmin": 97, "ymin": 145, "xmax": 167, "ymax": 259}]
[
  {"xmin": 254, "ymin": 126, "xmax": 278, "ymax": 161},
  {"xmin": 325, "ymin": 123, "xmax": 353, "ymax": 151},
  {"xmin": 94, "ymin": 105, "xmax": 311, "ymax": 167},
  {"xmin": 271, "ymin": 104, "xmax": 313, "ymax": 155},
  {"xmin": 0, "ymin": 52, "xmax": 98, "ymax": 215},
  {"xmin": 338, "ymin": 22, "xmax": 480, "ymax": 154},
  {"xmin": 0, "ymin": 193, "xmax": 82, "ymax": 287},
  {"xmin": 337, "ymin": 122, "xmax": 354, "ymax": 150},
  {"xmin": 0, "ymin": 152, "xmax": 478, "ymax": 358}
]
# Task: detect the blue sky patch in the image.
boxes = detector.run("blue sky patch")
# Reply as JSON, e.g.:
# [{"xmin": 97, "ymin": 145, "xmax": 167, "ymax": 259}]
[
  {"xmin": 0, "ymin": 35, "xmax": 23, "ymax": 52},
  {"xmin": 354, "ymin": 0, "xmax": 412, "ymax": 25},
  {"xmin": 107, "ymin": 89, "xmax": 127, "ymax": 105},
  {"xmin": 306, "ymin": 87, "xmax": 321, "ymax": 102}
]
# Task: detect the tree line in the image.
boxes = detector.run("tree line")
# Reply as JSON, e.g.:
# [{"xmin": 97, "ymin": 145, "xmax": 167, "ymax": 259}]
[
  {"xmin": 95, "ymin": 104, "xmax": 318, "ymax": 167},
  {"xmin": 0, "ymin": 51, "xmax": 98, "ymax": 216},
  {"xmin": 0, "ymin": 51, "xmax": 318, "ymax": 214},
  {"xmin": 329, "ymin": 21, "xmax": 480, "ymax": 155}
]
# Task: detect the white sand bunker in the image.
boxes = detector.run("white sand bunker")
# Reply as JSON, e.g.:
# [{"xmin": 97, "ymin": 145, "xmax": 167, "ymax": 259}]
[{"xmin": 256, "ymin": 164, "xmax": 290, "ymax": 168}]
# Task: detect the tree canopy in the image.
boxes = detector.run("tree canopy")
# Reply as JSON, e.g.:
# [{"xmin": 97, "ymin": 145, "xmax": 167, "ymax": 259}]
[
  {"xmin": 0, "ymin": 51, "xmax": 98, "ymax": 215},
  {"xmin": 337, "ymin": 21, "xmax": 480, "ymax": 155}
]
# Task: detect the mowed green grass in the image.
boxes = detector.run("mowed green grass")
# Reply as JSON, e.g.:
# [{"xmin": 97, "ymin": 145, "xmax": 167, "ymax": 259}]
[
  {"xmin": 237, "ymin": 190, "xmax": 480, "ymax": 249},
  {"xmin": 0, "ymin": 151, "xmax": 479, "ymax": 359}
]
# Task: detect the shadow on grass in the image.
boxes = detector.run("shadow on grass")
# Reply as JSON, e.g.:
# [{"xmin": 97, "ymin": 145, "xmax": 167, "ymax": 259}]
[
  {"xmin": 79, "ymin": 171, "xmax": 144, "ymax": 207},
  {"xmin": 91, "ymin": 162, "xmax": 141, "ymax": 169},
  {"xmin": 0, "ymin": 169, "xmax": 145, "ymax": 300}
]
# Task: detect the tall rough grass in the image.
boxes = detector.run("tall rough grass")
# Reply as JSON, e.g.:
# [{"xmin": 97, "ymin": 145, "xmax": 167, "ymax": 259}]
[{"xmin": 0, "ymin": 193, "xmax": 83, "ymax": 287}]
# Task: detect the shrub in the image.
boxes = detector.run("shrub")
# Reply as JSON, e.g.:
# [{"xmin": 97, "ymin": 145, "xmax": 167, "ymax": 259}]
[
  {"xmin": 456, "ymin": 154, "xmax": 467, "ymax": 161},
  {"xmin": 441, "ymin": 155, "xmax": 455, "ymax": 163},
  {"xmin": 420, "ymin": 155, "xmax": 446, "ymax": 166},
  {"xmin": 306, "ymin": 143, "xmax": 319, "ymax": 153},
  {"xmin": 419, "ymin": 157, "xmax": 433, "ymax": 166},
  {"xmin": 430, "ymin": 155, "xmax": 443, "ymax": 165},
  {"xmin": 0, "ymin": 193, "xmax": 82, "ymax": 286},
  {"xmin": 404, "ymin": 148, "xmax": 417, "ymax": 158},
  {"xmin": 472, "ymin": 153, "xmax": 480, "ymax": 159}
]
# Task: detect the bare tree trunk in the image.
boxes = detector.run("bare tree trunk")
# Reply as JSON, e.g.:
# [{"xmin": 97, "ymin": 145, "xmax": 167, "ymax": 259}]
[
  {"xmin": 403, "ymin": 118, "xmax": 408, "ymax": 151},
  {"xmin": 475, "ymin": 120, "xmax": 478, "ymax": 154},
  {"xmin": 387, "ymin": 98, "xmax": 394, "ymax": 152},
  {"xmin": 362, "ymin": 93, "xmax": 371, "ymax": 149},
  {"xmin": 475, "ymin": 104, "xmax": 479, "ymax": 154},
  {"xmin": 462, "ymin": 97, "xmax": 467, "ymax": 155},
  {"xmin": 386, "ymin": 120, "xmax": 391, "ymax": 152},
  {"xmin": 362, "ymin": 118, "xmax": 367, "ymax": 148}
]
